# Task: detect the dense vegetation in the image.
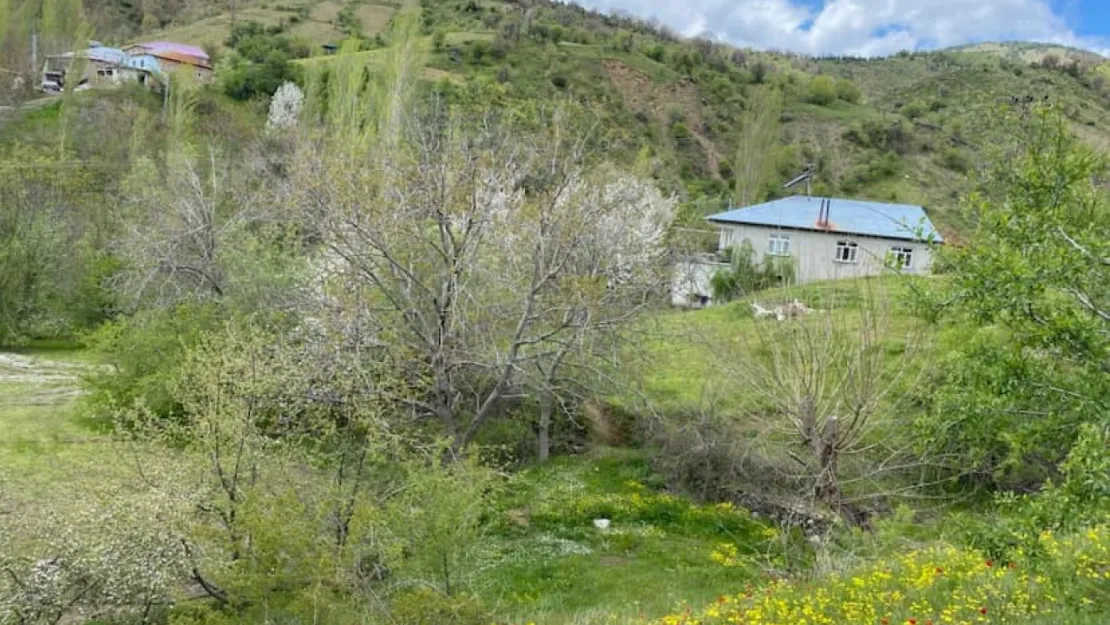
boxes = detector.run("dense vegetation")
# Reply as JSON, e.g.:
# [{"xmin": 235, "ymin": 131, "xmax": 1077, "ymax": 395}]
[{"xmin": 0, "ymin": 1, "xmax": 1108, "ymax": 625}]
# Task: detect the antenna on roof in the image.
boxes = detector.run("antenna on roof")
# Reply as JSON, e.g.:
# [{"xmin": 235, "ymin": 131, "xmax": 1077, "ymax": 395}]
[{"xmin": 783, "ymin": 163, "xmax": 815, "ymax": 197}]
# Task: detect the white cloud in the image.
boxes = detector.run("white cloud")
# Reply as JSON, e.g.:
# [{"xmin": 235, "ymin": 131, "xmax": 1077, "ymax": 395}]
[{"xmin": 571, "ymin": 0, "xmax": 1108, "ymax": 57}]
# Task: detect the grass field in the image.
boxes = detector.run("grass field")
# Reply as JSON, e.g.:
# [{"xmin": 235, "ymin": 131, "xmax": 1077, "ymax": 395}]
[{"xmin": 636, "ymin": 276, "xmax": 929, "ymax": 413}]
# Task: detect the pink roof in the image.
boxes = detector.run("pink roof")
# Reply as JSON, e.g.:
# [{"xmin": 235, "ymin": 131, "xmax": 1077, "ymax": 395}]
[{"xmin": 129, "ymin": 41, "xmax": 209, "ymax": 62}]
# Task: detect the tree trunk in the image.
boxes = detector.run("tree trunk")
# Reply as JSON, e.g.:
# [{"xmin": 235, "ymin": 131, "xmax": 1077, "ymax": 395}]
[
  {"xmin": 538, "ymin": 389, "xmax": 553, "ymax": 462},
  {"xmin": 814, "ymin": 415, "xmax": 840, "ymax": 508}
]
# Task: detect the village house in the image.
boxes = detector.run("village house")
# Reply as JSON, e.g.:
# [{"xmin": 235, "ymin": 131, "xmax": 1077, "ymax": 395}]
[
  {"xmin": 122, "ymin": 41, "xmax": 213, "ymax": 82},
  {"xmin": 42, "ymin": 40, "xmax": 211, "ymax": 93},
  {"xmin": 41, "ymin": 44, "xmax": 164, "ymax": 92},
  {"xmin": 672, "ymin": 195, "xmax": 943, "ymax": 306}
]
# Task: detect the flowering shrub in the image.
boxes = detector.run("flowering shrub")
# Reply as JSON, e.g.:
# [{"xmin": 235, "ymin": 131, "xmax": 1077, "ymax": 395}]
[{"xmin": 656, "ymin": 524, "xmax": 1110, "ymax": 625}]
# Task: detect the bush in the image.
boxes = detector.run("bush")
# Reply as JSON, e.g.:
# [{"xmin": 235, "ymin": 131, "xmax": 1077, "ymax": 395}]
[
  {"xmin": 82, "ymin": 303, "xmax": 224, "ymax": 422},
  {"xmin": 941, "ymin": 147, "xmax": 970, "ymax": 173},
  {"xmin": 751, "ymin": 61, "xmax": 767, "ymax": 84},
  {"xmin": 469, "ymin": 40, "xmax": 490, "ymax": 64},
  {"xmin": 710, "ymin": 239, "xmax": 793, "ymax": 302},
  {"xmin": 218, "ymin": 22, "xmax": 302, "ymax": 100},
  {"xmin": 842, "ymin": 151, "xmax": 903, "ymax": 192},
  {"xmin": 844, "ymin": 119, "xmax": 914, "ymax": 154},
  {"xmin": 390, "ymin": 589, "xmax": 490, "ymax": 625},
  {"xmin": 660, "ymin": 526, "xmax": 1110, "ymax": 625},
  {"xmin": 808, "ymin": 75, "xmax": 837, "ymax": 106},
  {"xmin": 550, "ymin": 75, "xmax": 568, "ymax": 89},
  {"xmin": 834, "ymin": 78, "xmax": 862, "ymax": 103},
  {"xmin": 646, "ymin": 44, "xmax": 665, "ymax": 62},
  {"xmin": 900, "ymin": 100, "xmax": 927, "ymax": 120}
]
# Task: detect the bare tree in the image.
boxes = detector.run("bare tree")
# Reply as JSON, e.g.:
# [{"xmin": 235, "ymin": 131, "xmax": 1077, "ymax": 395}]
[
  {"xmin": 290, "ymin": 109, "xmax": 674, "ymax": 454},
  {"xmin": 113, "ymin": 146, "xmax": 239, "ymax": 306},
  {"xmin": 727, "ymin": 287, "xmax": 924, "ymax": 515}
]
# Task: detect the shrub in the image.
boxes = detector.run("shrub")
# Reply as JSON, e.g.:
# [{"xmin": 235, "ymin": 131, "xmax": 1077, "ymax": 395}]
[
  {"xmin": 901, "ymin": 100, "xmax": 927, "ymax": 120},
  {"xmin": 710, "ymin": 239, "xmax": 793, "ymax": 302},
  {"xmin": 941, "ymin": 147, "xmax": 970, "ymax": 173},
  {"xmin": 469, "ymin": 40, "xmax": 490, "ymax": 64},
  {"xmin": 751, "ymin": 61, "xmax": 767, "ymax": 84},
  {"xmin": 82, "ymin": 303, "xmax": 224, "ymax": 422},
  {"xmin": 646, "ymin": 44, "xmax": 665, "ymax": 62},
  {"xmin": 717, "ymin": 158, "xmax": 733, "ymax": 178},
  {"xmin": 658, "ymin": 527, "xmax": 1110, "ymax": 625},
  {"xmin": 390, "ymin": 589, "xmax": 490, "ymax": 625},
  {"xmin": 845, "ymin": 119, "xmax": 914, "ymax": 154},
  {"xmin": 550, "ymin": 75, "xmax": 569, "ymax": 89},
  {"xmin": 808, "ymin": 75, "xmax": 837, "ymax": 105},
  {"xmin": 218, "ymin": 22, "xmax": 302, "ymax": 100},
  {"xmin": 843, "ymin": 151, "xmax": 903, "ymax": 192},
  {"xmin": 835, "ymin": 78, "xmax": 862, "ymax": 103}
]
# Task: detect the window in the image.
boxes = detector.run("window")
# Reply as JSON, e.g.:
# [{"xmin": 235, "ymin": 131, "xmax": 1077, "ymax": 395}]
[
  {"xmin": 890, "ymin": 246, "xmax": 914, "ymax": 269},
  {"xmin": 835, "ymin": 241, "xmax": 859, "ymax": 263},
  {"xmin": 768, "ymin": 233, "xmax": 791, "ymax": 256}
]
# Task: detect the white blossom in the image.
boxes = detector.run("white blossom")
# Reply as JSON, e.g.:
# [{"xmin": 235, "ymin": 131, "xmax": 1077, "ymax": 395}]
[{"xmin": 267, "ymin": 81, "xmax": 304, "ymax": 131}]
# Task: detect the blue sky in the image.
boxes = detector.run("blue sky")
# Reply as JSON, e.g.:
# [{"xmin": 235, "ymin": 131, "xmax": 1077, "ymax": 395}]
[
  {"xmin": 1064, "ymin": 0, "xmax": 1110, "ymax": 39},
  {"xmin": 572, "ymin": 0, "xmax": 1110, "ymax": 57}
]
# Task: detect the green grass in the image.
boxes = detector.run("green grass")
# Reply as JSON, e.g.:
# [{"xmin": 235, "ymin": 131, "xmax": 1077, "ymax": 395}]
[
  {"xmin": 0, "ymin": 348, "xmax": 109, "ymax": 482},
  {"xmin": 144, "ymin": 0, "xmax": 397, "ymax": 53},
  {"xmin": 478, "ymin": 448, "xmax": 779, "ymax": 624},
  {"xmin": 634, "ymin": 276, "xmax": 926, "ymax": 412}
]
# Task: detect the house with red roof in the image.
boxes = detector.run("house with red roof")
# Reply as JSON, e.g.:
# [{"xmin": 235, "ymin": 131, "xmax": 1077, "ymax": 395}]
[{"xmin": 123, "ymin": 41, "xmax": 213, "ymax": 81}]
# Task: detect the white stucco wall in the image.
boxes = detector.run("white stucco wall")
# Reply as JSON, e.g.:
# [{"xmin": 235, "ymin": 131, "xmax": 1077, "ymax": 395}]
[
  {"xmin": 716, "ymin": 224, "xmax": 935, "ymax": 284},
  {"xmin": 671, "ymin": 257, "xmax": 728, "ymax": 307}
]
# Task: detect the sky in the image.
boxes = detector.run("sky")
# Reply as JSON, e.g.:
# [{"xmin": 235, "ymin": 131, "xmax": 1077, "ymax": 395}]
[{"xmin": 571, "ymin": 0, "xmax": 1110, "ymax": 57}]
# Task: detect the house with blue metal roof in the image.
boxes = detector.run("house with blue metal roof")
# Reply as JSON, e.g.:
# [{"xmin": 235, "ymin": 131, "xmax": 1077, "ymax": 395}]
[
  {"xmin": 704, "ymin": 195, "xmax": 944, "ymax": 286},
  {"xmin": 42, "ymin": 44, "xmax": 166, "ymax": 92}
]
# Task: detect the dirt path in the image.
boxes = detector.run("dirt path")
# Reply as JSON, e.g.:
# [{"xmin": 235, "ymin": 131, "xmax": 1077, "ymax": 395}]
[
  {"xmin": 0, "ymin": 352, "xmax": 91, "ymax": 406},
  {"xmin": 0, "ymin": 352, "xmax": 107, "ymax": 450}
]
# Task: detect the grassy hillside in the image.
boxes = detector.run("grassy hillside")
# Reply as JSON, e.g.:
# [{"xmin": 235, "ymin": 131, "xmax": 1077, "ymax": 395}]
[
  {"xmin": 386, "ymin": 1, "xmax": 1110, "ymax": 235},
  {"xmin": 83, "ymin": 0, "xmax": 399, "ymax": 48},
  {"xmin": 58, "ymin": 1, "xmax": 1110, "ymax": 239},
  {"xmin": 145, "ymin": 0, "xmax": 400, "ymax": 54}
]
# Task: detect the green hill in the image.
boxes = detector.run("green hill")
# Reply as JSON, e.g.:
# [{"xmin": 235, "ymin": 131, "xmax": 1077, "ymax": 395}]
[
  {"xmin": 349, "ymin": 0, "xmax": 1110, "ymax": 236},
  {"xmin": 13, "ymin": 0, "xmax": 1110, "ymax": 238}
]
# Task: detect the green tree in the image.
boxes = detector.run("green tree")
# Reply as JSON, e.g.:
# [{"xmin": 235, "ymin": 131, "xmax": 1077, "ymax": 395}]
[
  {"xmin": 733, "ymin": 87, "xmax": 782, "ymax": 206},
  {"xmin": 915, "ymin": 107, "xmax": 1110, "ymax": 488},
  {"xmin": 218, "ymin": 21, "xmax": 302, "ymax": 100},
  {"xmin": 808, "ymin": 75, "xmax": 836, "ymax": 106},
  {"xmin": 834, "ymin": 78, "xmax": 861, "ymax": 103},
  {"xmin": 0, "ymin": 0, "xmax": 9, "ymax": 54}
]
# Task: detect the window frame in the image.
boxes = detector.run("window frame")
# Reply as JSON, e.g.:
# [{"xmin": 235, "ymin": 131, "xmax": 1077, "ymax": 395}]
[
  {"xmin": 767, "ymin": 232, "xmax": 792, "ymax": 257},
  {"xmin": 834, "ymin": 240, "xmax": 859, "ymax": 264},
  {"xmin": 890, "ymin": 246, "xmax": 914, "ymax": 269}
]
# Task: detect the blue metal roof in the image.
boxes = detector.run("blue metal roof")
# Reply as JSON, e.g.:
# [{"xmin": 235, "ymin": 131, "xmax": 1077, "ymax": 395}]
[
  {"xmin": 63, "ymin": 46, "xmax": 165, "ymax": 75},
  {"xmin": 707, "ymin": 195, "xmax": 944, "ymax": 243}
]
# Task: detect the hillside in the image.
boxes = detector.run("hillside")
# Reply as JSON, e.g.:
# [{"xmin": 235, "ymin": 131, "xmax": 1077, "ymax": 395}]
[
  {"xmin": 9, "ymin": 1, "xmax": 1110, "ymax": 238},
  {"xmin": 320, "ymin": 1, "xmax": 1110, "ymax": 236},
  {"xmin": 3, "ymin": 3, "xmax": 1110, "ymax": 624}
]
